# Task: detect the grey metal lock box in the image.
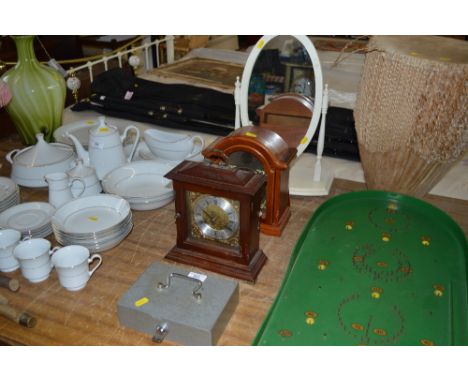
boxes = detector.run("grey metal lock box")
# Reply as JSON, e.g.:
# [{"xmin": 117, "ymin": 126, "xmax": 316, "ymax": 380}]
[{"xmin": 117, "ymin": 262, "xmax": 239, "ymax": 345}]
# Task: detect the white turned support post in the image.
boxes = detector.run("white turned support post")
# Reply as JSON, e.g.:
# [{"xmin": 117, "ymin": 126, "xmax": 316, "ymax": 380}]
[
  {"xmin": 87, "ymin": 62, "xmax": 93, "ymax": 83},
  {"xmin": 166, "ymin": 35, "xmax": 175, "ymax": 64},
  {"xmin": 313, "ymin": 84, "xmax": 329, "ymax": 182},
  {"xmin": 144, "ymin": 43, "xmax": 150, "ymax": 71},
  {"xmin": 234, "ymin": 76, "xmax": 241, "ymax": 129},
  {"xmin": 155, "ymin": 41, "xmax": 160, "ymax": 67}
]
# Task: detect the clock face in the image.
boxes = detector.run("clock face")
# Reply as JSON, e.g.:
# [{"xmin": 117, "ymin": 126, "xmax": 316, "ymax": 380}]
[{"xmin": 188, "ymin": 192, "xmax": 240, "ymax": 248}]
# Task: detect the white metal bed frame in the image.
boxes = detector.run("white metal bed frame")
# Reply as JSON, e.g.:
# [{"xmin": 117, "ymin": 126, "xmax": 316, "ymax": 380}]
[{"xmin": 65, "ymin": 35, "xmax": 176, "ymax": 82}]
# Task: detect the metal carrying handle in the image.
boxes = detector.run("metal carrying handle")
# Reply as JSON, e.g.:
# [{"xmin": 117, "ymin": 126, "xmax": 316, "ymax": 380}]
[
  {"xmin": 157, "ymin": 272, "xmax": 203, "ymax": 301},
  {"xmin": 203, "ymin": 148, "xmax": 230, "ymax": 165}
]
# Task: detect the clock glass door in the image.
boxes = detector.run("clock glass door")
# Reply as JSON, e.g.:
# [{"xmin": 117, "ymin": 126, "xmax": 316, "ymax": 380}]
[
  {"xmin": 227, "ymin": 152, "xmax": 267, "ymax": 217},
  {"xmin": 187, "ymin": 191, "xmax": 241, "ymax": 249}
]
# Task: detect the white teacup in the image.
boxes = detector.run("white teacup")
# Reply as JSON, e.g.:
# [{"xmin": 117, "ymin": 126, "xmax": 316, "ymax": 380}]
[
  {"xmin": 13, "ymin": 238, "xmax": 58, "ymax": 283},
  {"xmin": 51, "ymin": 245, "xmax": 102, "ymax": 292},
  {"xmin": 0, "ymin": 229, "xmax": 22, "ymax": 272}
]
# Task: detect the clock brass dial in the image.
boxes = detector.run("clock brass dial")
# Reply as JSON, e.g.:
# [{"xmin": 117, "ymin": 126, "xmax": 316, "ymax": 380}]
[{"xmin": 188, "ymin": 192, "xmax": 240, "ymax": 247}]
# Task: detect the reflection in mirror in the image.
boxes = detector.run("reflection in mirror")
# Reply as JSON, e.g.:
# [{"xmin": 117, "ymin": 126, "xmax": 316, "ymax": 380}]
[
  {"xmin": 238, "ymin": 35, "xmax": 329, "ymax": 197},
  {"xmin": 227, "ymin": 151, "xmax": 267, "ymax": 215},
  {"xmin": 247, "ymin": 36, "xmax": 316, "ymax": 122}
]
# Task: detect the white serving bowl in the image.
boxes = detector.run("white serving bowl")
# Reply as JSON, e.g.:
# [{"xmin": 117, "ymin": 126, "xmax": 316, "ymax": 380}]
[
  {"xmin": 101, "ymin": 161, "xmax": 175, "ymax": 211},
  {"xmin": 6, "ymin": 134, "xmax": 76, "ymax": 188},
  {"xmin": 143, "ymin": 128, "xmax": 204, "ymax": 160}
]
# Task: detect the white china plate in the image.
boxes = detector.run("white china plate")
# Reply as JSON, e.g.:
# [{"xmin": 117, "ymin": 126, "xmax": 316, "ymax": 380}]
[
  {"xmin": 0, "ymin": 177, "xmax": 18, "ymax": 201},
  {"xmin": 0, "ymin": 202, "xmax": 55, "ymax": 232},
  {"xmin": 52, "ymin": 195, "xmax": 130, "ymax": 234},
  {"xmin": 53, "ymin": 118, "xmax": 102, "ymax": 146},
  {"xmin": 54, "ymin": 212, "xmax": 132, "ymax": 241},
  {"xmin": 55, "ymin": 222, "xmax": 133, "ymax": 253},
  {"xmin": 127, "ymin": 194, "xmax": 174, "ymax": 211},
  {"xmin": 0, "ymin": 199, "xmax": 20, "ymax": 212},
  {"xmin": 102, "ymin": 161, "xmax": 174, "ymax": 199},
  {"xmin": 26, "ymin": 225, "xmax": 53, "ymax": 239},
  {"xmin": 0, "ymin": 191, "xmax": 20, "ymax": 213}
]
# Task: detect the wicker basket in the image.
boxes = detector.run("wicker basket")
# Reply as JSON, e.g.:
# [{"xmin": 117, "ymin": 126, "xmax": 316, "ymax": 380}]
[{"xmin": 354, "ymin": 35, "xmax": 468, "ymax": 197}]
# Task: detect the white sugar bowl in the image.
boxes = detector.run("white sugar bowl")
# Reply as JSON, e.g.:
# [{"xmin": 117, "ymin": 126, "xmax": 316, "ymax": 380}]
[{"xmin": 67, "ymin": 159, "xmax": 102, "ymax": 197}]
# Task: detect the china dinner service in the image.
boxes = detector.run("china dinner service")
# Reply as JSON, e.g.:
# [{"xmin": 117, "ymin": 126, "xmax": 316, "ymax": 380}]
[
  {"xmin": 101, "ymin": 161, "xmax": 175, "ymax": 211},
  {"xmin": 1, "ymin": 117, "xmax": 203, "ymax": 261},
  {"xmin": 3, "ymin": 232, "xmax": 103, "ymax": 291},
  {"xmin": 0, "ymin": 177, "xmax": 20, "ymax": 213},
  {"xmin": 44, "ymin": 172, "xmax": 86, "ymax": 209},
  {"xmin": 67, "ymin": 116, "xmax": 140, "ymax": 180},
  {"xmin": 6, "ymin": 133, "xmax": 77, "ymax": 188},
  {"xmin": 143, "ymin": 128, "xmax": 204, "ymax": 161},
  {"xmin": 0, "ymin": 202, "xmax": 55, "ymax": 238},
  {"xmin": 51, "ymin": 194, "xmax": 133, "ymax": 253}
]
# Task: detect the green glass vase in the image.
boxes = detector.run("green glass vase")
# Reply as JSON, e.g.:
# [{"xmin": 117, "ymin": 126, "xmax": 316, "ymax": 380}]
[{"xmin": 1, "ymin": 36, "xmax": 66, "ymax": 145}]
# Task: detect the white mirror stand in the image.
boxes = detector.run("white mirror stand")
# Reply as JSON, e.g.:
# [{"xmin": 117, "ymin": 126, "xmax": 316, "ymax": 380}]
[{"xmin": 235, "ymin": 35, "xmax": 333, "ymax": 196}]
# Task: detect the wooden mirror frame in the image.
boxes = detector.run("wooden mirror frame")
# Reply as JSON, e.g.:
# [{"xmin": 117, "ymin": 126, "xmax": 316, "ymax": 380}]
[{"xmin": 238, "ymin": 35, "xmax": 323, "ymax": 157}]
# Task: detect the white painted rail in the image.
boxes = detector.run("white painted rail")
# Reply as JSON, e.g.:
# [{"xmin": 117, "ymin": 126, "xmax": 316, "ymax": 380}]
[{"xmin": 66, "ymin": 35, "xmax": 175, "ymax": 78}]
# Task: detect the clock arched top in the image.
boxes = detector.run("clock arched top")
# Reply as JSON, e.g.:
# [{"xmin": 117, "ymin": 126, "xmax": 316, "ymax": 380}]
[{"xmin": 204, "ymin": 125, "xmax": 294, "ymax": 170}]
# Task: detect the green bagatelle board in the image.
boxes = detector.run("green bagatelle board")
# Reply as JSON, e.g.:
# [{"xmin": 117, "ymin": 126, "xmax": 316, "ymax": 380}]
[{"xmin": 253, "ymin": 191, "xmax": 468, "ymax": 346}]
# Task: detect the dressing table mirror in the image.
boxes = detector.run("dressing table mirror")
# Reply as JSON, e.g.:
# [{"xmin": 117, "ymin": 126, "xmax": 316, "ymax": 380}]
[{"xmin": 204, "ymin": 35, "xmax": 329, "ymax": 236}]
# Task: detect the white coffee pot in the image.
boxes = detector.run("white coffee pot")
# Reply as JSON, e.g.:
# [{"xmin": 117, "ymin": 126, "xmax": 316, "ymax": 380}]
[{"xmin": 66, "ymin": 116, "xmax": 140, "ymax": 180}]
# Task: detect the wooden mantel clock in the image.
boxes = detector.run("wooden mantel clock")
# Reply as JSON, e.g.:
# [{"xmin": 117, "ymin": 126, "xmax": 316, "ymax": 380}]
[
  {"xmin": 203, "ymin": 124, "xmax": 297, "ymax": 236},
  {"xmin": 164, "ymin": 160, "xmax": 267, "ymax": 282}
]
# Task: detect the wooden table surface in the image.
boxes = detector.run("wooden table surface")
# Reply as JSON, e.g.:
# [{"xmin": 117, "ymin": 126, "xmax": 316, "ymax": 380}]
[{"xmin": 0, "ymin": 135, "xmax": 466, "ymax": 346}]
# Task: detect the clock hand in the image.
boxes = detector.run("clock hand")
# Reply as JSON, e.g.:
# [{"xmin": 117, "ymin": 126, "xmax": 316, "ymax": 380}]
[{"xmin": 203, "ymin": 209, "xmax": 219, "ymax": 227}]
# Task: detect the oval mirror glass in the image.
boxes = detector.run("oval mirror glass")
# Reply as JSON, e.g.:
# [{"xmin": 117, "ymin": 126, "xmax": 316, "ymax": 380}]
[{"xmin": 238, "ymin": 35, "xmax": 323, "ymax": 157}]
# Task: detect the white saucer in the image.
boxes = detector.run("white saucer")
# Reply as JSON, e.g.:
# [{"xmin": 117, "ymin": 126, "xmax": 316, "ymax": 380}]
[{"xmin": 0, "ymin": 202, "xmax": 55, "ymax": 232}]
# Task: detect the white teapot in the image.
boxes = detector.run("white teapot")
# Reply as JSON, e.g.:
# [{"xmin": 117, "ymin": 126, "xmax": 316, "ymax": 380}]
[{"xmin": 66, "ymin": 116, "xmax": 140, "ymax": 180}]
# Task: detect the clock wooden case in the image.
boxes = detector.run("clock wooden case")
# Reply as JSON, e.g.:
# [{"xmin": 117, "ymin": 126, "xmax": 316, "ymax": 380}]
[
  {"xmin": 164, "ymin": 160, "xmax": 267, "ymax": 282},
  {"xmin": 203, "ymin": 125, "xmax": 296, "ymax": 237}
]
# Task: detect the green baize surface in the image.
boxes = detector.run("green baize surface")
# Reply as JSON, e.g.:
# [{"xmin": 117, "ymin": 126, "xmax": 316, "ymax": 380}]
[{"xmin": 254, "ymin": 191, "xmax": 468, "ymax": 346}]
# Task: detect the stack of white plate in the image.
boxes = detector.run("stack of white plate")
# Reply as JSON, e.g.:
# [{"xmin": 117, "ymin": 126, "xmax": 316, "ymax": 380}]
[
  {"xmin": 52, "ymin": 195, "xmax": 133, "ymax": 253},
  {"xmin": 102, "ymin": 161, "xmax": 175, "ymax": 211},
  {"xmin": 0, "ymin": 177, "xmax": 20, "ymax": 213},
  {"xmin": 0, "ymin": 202, "xmax": 55, "ymax": 238}
]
